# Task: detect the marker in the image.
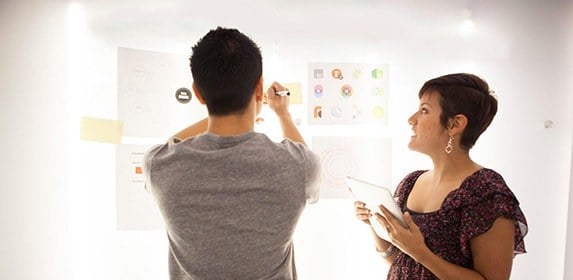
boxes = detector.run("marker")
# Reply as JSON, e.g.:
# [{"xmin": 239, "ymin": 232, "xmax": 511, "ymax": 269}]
[{"xmin": 275, "ymin": 90, "xmax": 290, "ymax": 96}]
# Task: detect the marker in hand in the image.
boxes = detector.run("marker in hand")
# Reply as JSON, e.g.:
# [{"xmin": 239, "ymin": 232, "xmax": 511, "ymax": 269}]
[{"xmin": 274, "ymin": 90, "xmax": 290, "ymax": 96}]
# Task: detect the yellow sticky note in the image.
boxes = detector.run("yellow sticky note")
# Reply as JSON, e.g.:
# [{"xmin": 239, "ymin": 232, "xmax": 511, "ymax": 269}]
[
  {"xmin": 80, "ymin": 116, "xmax": 123, "ymax": 144},
  {"xmin": 282, "ymin": 82, "xmax": 302, "ymax": 105}
]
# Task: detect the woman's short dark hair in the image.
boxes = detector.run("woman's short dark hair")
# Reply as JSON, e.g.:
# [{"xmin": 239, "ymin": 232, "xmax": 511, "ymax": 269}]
[
  {"xmin": 419, "ymin": 73, "xmax": 498, "ymax": 150},
  {"xmin": 189, "ymin": 27, "xmax": 262, "ymax": 116}
]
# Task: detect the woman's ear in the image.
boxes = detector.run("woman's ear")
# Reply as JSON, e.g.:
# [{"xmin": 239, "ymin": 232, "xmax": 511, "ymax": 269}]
[
  {"xmin": 449, "ymin": 114, "xmax": 468, "ymax": 136},
  {"xmin": 192, "ymin": 83, "xmax": 206, "ymax": 105}
]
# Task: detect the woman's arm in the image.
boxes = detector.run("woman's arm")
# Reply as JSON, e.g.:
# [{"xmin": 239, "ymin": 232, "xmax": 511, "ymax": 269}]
[
  {"xmin": 468, "ymin": 217, "xmax": 515, "ymax": 279},
  {"xmin": 370, "ymin": 227, "xmax": 399, "ymax": 264}
]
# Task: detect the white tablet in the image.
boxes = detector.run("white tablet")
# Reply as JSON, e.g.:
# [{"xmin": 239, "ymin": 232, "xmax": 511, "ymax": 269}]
[{"xmin": 346, "ymin": 176, "xmax": 405, "ymax": 239}]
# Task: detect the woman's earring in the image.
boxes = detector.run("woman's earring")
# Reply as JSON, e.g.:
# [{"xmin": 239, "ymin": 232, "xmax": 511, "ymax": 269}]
[{"xmin": 445, "ymin": 136, "xmax": 454, "ymax": 154}]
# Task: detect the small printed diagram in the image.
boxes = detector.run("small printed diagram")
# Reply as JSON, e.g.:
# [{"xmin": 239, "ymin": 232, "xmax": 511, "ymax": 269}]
[
  {"xmin": 118, "ymin": 47, "xmax": 206, "ymax": 138},
  {"xmin": 308, "ymin": 63, "xmax": 389, "ymax": 125},
  {"xmin": 116, "ymin": 144, "xmax": 164, "ymax": 230},
  {"xmin": 312, "ymin": 136, "xmax": 392, "ymax": 198}
]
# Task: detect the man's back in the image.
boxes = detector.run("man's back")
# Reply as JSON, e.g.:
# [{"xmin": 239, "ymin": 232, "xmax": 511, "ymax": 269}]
[{"xmin": 144, "ymin": 131, "xmax": 320, "ymax": 279}]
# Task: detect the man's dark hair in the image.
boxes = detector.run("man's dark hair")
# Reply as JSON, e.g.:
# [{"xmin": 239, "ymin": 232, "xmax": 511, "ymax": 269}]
[
  {"xmin": 419, "ymin": 73, "xmax": 498, "ymax": 150},
  {"xmin": 189, "ymin": 27, "xmax": 262, "ymax": 116}
]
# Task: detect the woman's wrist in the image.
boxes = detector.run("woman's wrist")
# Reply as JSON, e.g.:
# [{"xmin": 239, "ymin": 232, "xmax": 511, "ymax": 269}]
[
  {"xmin": 410, "ymin": 245, "xmax": 433, "ymax": 264},
  {"xmin": 376, "ymin": 244, "xmax": 397, "ymax": 258}
]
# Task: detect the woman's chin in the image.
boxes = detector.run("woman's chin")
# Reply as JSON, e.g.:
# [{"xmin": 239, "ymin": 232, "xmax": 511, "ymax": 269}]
[{"xmin": 407, "ymin": 142, "xmax": 415, "ymax": 151}]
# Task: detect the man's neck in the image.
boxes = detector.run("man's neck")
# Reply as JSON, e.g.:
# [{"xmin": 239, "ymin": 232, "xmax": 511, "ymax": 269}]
[{"xmin": 207, "ymin": 113, "xmax": 255, "ymax": 136}]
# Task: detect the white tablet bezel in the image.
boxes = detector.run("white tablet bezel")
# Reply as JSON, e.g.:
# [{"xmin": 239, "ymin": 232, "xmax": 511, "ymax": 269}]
[{"xmin": 346, "ymin": 176, "xmax": 406, "ymax": 238}]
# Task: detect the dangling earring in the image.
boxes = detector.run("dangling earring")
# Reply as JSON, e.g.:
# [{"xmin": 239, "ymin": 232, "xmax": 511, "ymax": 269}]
[{"xmin": 445, "ymin": 136, "xmax": 453, "ymax": 154}]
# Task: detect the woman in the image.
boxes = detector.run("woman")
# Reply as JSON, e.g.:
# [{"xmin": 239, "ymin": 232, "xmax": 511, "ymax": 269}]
[{"xmin": 354, "ymin": 73, "xmax": 527, "ymax": 279}]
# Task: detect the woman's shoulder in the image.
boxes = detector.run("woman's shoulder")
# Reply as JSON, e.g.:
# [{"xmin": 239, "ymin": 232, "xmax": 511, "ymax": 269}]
[
  {"xmin": 467, "ymin": 168, "xmax": 512, "ymax": 194},
  {"xmin": 398, "ymin": 170, "xmax": 427, "ymax": 189},
  {"xmin": 394, "ymin": 170, "xmax": 427, "ymax": 199},
  {"xmin": 451, "ymin": 168, "xmax": 520, "ymax": 207},
  {"xmin": 403, "ymin": 170, "xmax": 427, "ymax": 182}
]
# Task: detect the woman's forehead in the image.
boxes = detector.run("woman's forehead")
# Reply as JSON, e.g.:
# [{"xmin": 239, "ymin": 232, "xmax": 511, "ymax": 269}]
[{"xmin": 419, "ymin": 90, "xmax": 441, "ymax": 104}]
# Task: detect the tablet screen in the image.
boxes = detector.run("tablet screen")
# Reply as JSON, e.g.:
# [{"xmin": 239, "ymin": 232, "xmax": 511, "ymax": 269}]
[{"xmin": 346, "ymin": 176, "xmax": 405, "ymax": 238}]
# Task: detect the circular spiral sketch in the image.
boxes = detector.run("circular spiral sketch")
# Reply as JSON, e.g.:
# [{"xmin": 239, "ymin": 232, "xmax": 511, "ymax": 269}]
[{"xmin": 319, "ymin": 145, "xmax": 356, "ymax": 191}]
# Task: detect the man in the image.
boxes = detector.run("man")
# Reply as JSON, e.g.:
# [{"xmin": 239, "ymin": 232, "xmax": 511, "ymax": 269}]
[{"xmin": 143, "ymin": 27, "xmax": 321, "ymax": 279}]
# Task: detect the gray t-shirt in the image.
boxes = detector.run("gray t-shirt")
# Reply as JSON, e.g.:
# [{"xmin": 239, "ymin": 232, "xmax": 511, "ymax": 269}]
[{"xmin": 143, "ymin": 131, "xmax": 321, "ymax": 280}]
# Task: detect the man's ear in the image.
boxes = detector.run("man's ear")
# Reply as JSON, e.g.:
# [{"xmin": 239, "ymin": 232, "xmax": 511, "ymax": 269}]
[
  {"xmin": 254, "ymin": 77, "xmax": 264, "ymax": 102},
  {"xmin": 192, "ymin": 83, "xmax": 206, "ymax": 105},
  {"xmin": 449, "ymin": 114, "xmax": 468, "ymax": 136}
]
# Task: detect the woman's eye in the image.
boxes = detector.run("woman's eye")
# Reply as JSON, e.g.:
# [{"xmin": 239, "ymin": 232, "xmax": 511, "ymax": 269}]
[{"xmin": 420, "ymin": 108, "xmax": 428, "ymax": 114}]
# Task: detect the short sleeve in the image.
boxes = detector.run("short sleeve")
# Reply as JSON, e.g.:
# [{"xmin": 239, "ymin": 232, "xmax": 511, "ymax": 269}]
[
  {"xmin": 458, "ymin": 172, "xmax": 528, "ymax": 257},
  {"xmin": 303, "ymin": 150, "xmax": 321, "ymax": 203},
  {"xmin": 142, "ymin": 144, "xmax": 163, "ymax": 192},
  {"xmin": 280, "ymin": 139, "xmax": 322, "ymax": 203}
]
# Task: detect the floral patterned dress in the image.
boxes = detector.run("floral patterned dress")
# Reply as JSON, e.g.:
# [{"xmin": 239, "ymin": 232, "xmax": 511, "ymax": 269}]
[{"xmin": 387, "ymin": 168, "xmax": 528, "ymax": 279}]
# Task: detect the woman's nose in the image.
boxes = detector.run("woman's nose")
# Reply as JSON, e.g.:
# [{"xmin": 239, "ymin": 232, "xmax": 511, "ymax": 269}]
[{"xmin": 408, "ymin": 114, "xmax": 416, "ymax": 125}]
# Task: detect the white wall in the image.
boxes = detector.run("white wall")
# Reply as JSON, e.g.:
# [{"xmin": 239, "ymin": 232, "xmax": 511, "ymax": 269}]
[
  {"xmin": 566, "ymin": 136, "xmax": 573, "ymax": 279},
  {"xmin": 2, "ymin": 0, "xmax": 572, "ymax": 279},
  {"xmin": 563, "ymin": 3, "xmax": 573, "ymax": 276},
  {"xmin": 0, "ymin": 1, "xmax": 70, "ymax": 279}
]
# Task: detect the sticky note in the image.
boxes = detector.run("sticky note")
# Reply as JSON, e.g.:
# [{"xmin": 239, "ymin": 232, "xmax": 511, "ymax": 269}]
[
  {"xmin": 263, "ymin": 82, "xmax": 304, "ymax": 105},
  {"xmin": 80, "ymin": 116, "xmax": 123, "ymax": 144},
  {"xmin": 282, "ymin": 82, "xmax": 303, "ymax": 105}
]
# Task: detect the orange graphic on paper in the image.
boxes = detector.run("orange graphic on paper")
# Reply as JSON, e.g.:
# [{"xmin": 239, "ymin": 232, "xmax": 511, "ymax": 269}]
[
  {"xmin": 331, "ymin": 68, "xmax": 343, "ymax": 80},
  {"xmin": 314, "ymin": 106, "xmax": 323, "ymax": 118}
]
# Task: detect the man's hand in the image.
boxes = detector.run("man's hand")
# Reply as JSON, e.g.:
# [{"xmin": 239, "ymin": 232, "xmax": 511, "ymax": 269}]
[
  {"xmin": 266, "ymin": 81, "xmax": 290, "ymax": 117},
  {"xmin": 265, "ymin": 81, "xmax": 307, "ymax": 145}
]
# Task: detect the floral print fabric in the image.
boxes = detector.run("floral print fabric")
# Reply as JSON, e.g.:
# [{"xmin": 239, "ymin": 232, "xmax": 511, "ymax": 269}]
[{"xmin": 387, "ymin": 168, "xmax": 528, "ymax": 279}]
